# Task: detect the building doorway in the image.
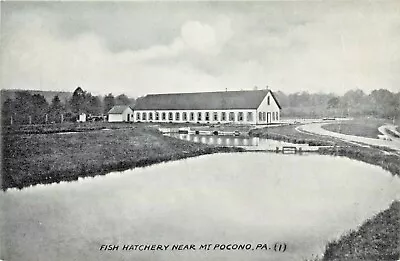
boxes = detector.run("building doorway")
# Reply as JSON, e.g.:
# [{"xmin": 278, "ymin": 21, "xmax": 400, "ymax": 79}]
[{"xmin": 267, "ymin": 112, "xmax": 271, "ymax": 124}]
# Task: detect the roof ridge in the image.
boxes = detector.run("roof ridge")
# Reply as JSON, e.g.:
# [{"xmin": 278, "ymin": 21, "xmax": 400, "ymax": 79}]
[{"xmin": 146, "ymin": 89, "xmax": 268, "ymax": 96}]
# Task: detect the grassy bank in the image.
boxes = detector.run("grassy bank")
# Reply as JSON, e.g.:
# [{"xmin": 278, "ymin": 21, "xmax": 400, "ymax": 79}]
[
  {"xmin": 321, "ymin": 118, "xmax": 391, "ymax": 139},
  {"xmin": 387, "ymin": 129, "xmax": 400, "ymax": 138},
  {"xmin": 249, "ymin": 124, "xmax": 339, "ymax": 146},
  {"xmin": 2, "ymin": 122, "xmax": 135, "ymax": 135},
  {"xmin": 322, "ymin": 201, "xmax": 399, "ymax": 261},
  {"xmin": 250, "ymin": 124, "xmax": 399, "ymax": 177},
  {"xmin": 2, "ymin": 126, "xmax": 243, "ymax": 190},
  {"xmin": 318, "ymin": 146, "xmax": 400, "ymax": 177}
]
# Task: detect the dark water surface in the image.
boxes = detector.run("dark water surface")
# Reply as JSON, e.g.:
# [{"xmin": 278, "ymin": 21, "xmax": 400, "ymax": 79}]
[{"xmin": 1, "ymin": 153, "xmax": 399, "ymax": 261}]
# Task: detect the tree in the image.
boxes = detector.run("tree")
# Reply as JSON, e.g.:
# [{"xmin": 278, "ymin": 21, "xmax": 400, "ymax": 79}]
[
  {"xmin": 70, "ymin": 87, "xmax": 87, "ymax": 113},
  {"xmin": 87, "ymin": 95, "xmax": 102, "ymax": 115},
  {"xmin": 115, "ymin": 94, "xmax": 131, "ymax": 105},
  {"xmin": 103, "ymin": 93, "xmax": 115, "ymax": 114},
  {"xmin": 49, "ymin": 95, "xmax": 64, "ymax": 123},
  {"xmin": 327, "ymin": 97, "xmax": 340, "ymax": 109},
  {"xmin": 1, "ymin": 98, "xmax": 15, "ymax": 125},
  {"xmin": 31, "ymin": 94, "xmax": 49, "ymax": 123},
  {"xmin": 14, "ymin": 91, "xmax": 34, "ymax": 116},
  {"xmin": 50, "ymin": 95, "xmax": 63, "ymax": 111}
]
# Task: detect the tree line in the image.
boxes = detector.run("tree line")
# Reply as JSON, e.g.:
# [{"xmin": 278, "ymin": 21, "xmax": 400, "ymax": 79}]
[
  {"xmin": 1, "ymin": 87, "xmax": 399, "ymax": 125},
  {"xmin": 275, "ymin": 88, "xmax": 399, "ymax": 119},
  {"xmin": 1, "ymin": 87, "xmax": 135, "ymax": 125}
]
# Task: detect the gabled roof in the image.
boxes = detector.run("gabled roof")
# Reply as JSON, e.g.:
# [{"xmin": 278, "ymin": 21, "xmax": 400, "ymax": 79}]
[
  {"xmin": 269, "ymin": 91, "xmax": 282, "ymax": 110},
  {"xmin": 134, "ymin": 90, "xmax": 280, "ymax": 111},
  {"xmin": 108, "ymin": 105, "xmax": 132, "ymax": 114}
]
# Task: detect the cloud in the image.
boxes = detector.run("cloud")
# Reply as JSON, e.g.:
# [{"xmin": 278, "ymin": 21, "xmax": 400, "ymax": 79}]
[
  {"xmin": 0, "ymin": 14, "xmax": 228, "ymax": 96},
  {"xmin": 1, "ymin": 2, "xmax": 399, "ymax": 97}
]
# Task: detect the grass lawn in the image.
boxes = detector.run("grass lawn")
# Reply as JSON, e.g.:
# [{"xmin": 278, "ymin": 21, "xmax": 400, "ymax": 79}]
[
  {"xmin": 2, "ymin": 122, "xmax": 135, "ymax": 135},
  {"xmin": 249, "ymin": 124, "xmax": 343, "ymax": 146},
  {"xmin": 2, "ymin": 126, "xmax": 242, "ymax": 190},
  {"xmin": 322, "ymin": 201, "xmax": 399, "ymax": 261},
  {"xmin": 321, "ymin": 118, "xmax": 391, "ymax": 139}
]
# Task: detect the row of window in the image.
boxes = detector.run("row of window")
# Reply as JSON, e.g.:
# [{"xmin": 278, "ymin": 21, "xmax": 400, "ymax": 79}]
[
  {"xmin": 136, "ymin": 111, "xmax": 279, "ymax": 122},
  {"xmin": 258, "ymin": 111, "xmax": 279, "ymax": 121}
]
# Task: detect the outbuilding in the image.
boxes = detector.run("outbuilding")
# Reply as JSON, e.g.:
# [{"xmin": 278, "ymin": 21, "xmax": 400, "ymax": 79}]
[{"xmin": 107, "ymin": 105, "xmax": 134, "ymax": 122}]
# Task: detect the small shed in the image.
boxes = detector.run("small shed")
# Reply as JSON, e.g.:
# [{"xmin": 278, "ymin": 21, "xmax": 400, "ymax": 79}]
[
  {"xmin": 78, "ymin": 113, "xmax": 87, "ymax": 123},
  {"xmin": 108, "ymin": 105, "xmax": 134, "ymax": 122}
]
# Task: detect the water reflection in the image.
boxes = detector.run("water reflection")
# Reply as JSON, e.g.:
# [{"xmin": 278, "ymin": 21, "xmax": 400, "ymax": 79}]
[
  {"xmin": 170, "ymin": 133, "xmax": 261, "ymax": 147},
  {"xmin": 167, "ymin": 133, "xmax": 307, "ymax": 150}
]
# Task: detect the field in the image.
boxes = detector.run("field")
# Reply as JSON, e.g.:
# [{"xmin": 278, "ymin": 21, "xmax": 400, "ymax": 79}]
[
  {"xmin": 2, "ymin": 125, "xmax": 242, "ymax": 190},
  {"xmin": 321, "ymin": 118, "xmax": 391, "ymax": 139}
]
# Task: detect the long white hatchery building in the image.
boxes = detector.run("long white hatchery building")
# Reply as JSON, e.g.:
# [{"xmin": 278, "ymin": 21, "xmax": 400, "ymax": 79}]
[{"xmin": 129, "ymin": 89, "xmax": 281, "ymax": 125}]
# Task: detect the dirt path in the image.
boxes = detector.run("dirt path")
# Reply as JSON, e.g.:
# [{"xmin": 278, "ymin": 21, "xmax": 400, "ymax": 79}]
[
  {"xmin": 298, "ymin": 122, "xmax": 400, "ymax": 151},
  {"xmin": 378, "ymin": 124, "xmax": 400, "ymax": 141}
]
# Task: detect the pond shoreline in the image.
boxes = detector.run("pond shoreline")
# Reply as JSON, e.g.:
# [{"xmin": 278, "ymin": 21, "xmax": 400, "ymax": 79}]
[
  {"xmin": 248, "ymin": 125, "xmax": 400, "ymax": 261},
  {"xmin": 2, "ymin": 123, "xmax": 399, "ymax": 260}
]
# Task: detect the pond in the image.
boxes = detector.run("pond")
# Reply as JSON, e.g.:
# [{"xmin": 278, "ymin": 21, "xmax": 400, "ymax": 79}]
[{"xmin": 1, "ymin": 153, "xmax": 399, "ymax": 261}]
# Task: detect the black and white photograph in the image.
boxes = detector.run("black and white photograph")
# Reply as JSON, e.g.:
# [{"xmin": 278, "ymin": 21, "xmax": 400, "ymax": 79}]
[{"xmin": 1, "ymin": 1, "xmax": 399, "ymax": 260}]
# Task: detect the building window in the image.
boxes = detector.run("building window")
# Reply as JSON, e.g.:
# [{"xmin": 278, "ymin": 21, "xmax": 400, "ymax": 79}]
[
  {"xmin": 267, "ymin": 96, "xmax": 270, "ymax": 105},
  {"xmin": 136, "ymin": 113, "xmax": 140, "ymax": 120},
  {"xmin": 142, "ymin": 112, "xmax": 147, "ymax": 121},
  {"xmin": 169, "ymin": 112, "xmax": 173, "ymax": 121},
  {"xmin": 175, "ymin": 112, "xmax": 180, "ymax": 121},
  {"xmin": 229, "ymin": 112, "xmax": 235, "ymax": 121},
  {"xmin": 238, "ymin": 112, "xmax": 244, "ymax": 121},
  {"xmin": 221, "ymin": 112, "xmax": 226, "ymax": 121},
  {"xmin": 276, "ymin": 112, "xmax": 279, "ymax": 121},
  {"xmin": 263, "ymin": 112, "xmax": 266, "ymax": 122},
  {"xmin": 247, "ymin": 112, "xmax": 253, "ymax": 122},
  {"xmin": 183, "ymin": 112, "xmax": 187, "ymax": 121},
  {"xmin": 197, "ymin": 112, "xmax": 202, "ymax": 121},
  {"xmin": 162, "ymin": 112, "xmax": 166, "ymax": 120},
  {"xmin": 190, "ymin": 112, "xmax": 195, "ymax": 121},
  {"xmin": 213, "ymin": 112, "xmax": 218, "ymax": 121},
  {"xmin": 205, "ymin": 112, "xmax": 210, "ymax": 121},
  {"xmin": 272, "ymin": 112, "xmax": 275, "ymax": 121},
  {"xmin": 155, "ymin": 112, "xmax": 159, "ymax": 121},
  {"xmin": 259, "ymin": 112, "xmax": 263, "ymax": 121},
  {"xmin": 149, "ymin": 112, "xmax": 153, "ymax": 121}
]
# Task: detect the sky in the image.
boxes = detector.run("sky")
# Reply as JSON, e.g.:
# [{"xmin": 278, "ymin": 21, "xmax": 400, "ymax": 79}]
[{"xmin": 1, "ymin": 1, "xmax": 400, "ymax": 97}]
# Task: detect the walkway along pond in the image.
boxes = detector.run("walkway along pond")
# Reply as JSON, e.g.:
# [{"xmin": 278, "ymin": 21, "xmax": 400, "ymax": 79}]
[{"xmin": 1, "ymin": 153, "xmax": 399, "ymax": 261}]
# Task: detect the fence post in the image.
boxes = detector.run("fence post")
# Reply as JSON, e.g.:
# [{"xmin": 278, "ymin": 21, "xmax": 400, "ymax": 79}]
[
  {"xmin": 45, "ymin": 114, "xmax": 48, "ymax": 124},
  {"xmin": 29, "ymin": 115, "xmax": 32, "ymax": 125},
  {"xmin": 61, "ymin": 114, "xmax": 63, "ymax": 123}
]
